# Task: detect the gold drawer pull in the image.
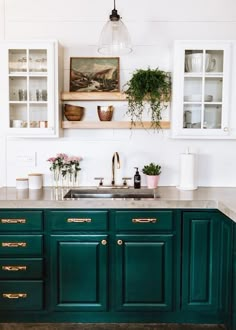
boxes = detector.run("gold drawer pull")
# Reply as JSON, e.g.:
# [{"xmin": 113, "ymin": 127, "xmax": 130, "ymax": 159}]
[
  {"xmin": 67, "ymin": 218, "xmax": 92, "ymax": 223},
  {"xmin": 3, "ymin": 293, "xmax": 27, "ymax": 299},
  {"xmin": 1, "ymin": 219, "xmax": 26, "ymax": 224},
  {"xmin": 132, "ymin": 218, "xmax": 157, "ymax": 223},
  {"xmin": 2, "ymin": 242, "xmax": 27, "ymax": 248},
  {"xmin": 2, "ymin": 266, "xmax": 27, "ymax": 271}
]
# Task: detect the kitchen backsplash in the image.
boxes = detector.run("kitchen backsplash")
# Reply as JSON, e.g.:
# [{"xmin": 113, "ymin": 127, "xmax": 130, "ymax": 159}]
[{"xmin": 1, "ymin": 0, "xmax": 236, "ymax": 188}]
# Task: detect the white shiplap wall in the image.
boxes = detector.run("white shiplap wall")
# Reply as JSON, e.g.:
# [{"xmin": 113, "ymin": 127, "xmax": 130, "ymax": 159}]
[{"xmin": 1, "ymin": 0, "xmax": 236, "ymax": 187}]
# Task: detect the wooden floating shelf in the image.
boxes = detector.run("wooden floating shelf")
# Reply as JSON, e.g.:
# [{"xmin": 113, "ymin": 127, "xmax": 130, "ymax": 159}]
[
  {"xmin": 62, "ymin": 121, "xmax": 170, "ymax": 129},
  {"xmin": 61, "ymin": 92, "xmax": 127, "ymax": 101}
]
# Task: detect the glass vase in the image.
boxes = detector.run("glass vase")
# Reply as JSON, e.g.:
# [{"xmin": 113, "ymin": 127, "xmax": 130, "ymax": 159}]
[
  {"xmin": 73, "ymin": 171, "xmax": 79, "ymax": 187},
  {"xmin": 51, "ymin": 167, "xmax": 61, "ymax": 188}
]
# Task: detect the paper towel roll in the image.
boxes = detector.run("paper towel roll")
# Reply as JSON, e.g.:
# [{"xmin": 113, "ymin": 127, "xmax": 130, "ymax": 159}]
[{"xmin": 178, "ymin": 152, "xmax": 197, "ymax": 190}]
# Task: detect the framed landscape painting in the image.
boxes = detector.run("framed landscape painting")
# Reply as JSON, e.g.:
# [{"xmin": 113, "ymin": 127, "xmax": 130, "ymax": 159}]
[{"xmin": 70, "ymin": 57, "xmax": 120, "ymax": 92}]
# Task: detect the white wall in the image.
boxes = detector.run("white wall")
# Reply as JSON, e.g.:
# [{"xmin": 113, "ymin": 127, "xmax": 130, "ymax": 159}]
[{"xmin": 2, "ymin": 0, "xmax": 236, "ymax": 187}]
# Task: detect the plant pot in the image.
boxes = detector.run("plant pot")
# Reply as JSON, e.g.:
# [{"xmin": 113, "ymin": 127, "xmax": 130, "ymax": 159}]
[
  {"xmin": 97, "ymin": 105, "xmax": 114, "ymax": 121},
  {"xmin": 146, "ymin": 175, "xmax": 160, "ymax": 189}
]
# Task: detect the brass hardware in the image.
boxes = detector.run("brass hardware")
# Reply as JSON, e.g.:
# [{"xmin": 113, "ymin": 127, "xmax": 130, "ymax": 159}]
[
  {"xmin": 117, "ymin": 239, "xmax": 123, "ymax": 245},
  {"xmin": 1, "ymin": 219, "xmax": 26, "ymax": 224},
  {"xmin": 2, "ymin": 242, "xmax": 27, "ymax": 248},
  {"xmin": 122, "ymin": 177, "xmax": 132, "ymax": 187},
  {"xmin": 101, "ymin": 239, "xmax": 107, "ymax": 245},
  {"xmin": 94, "ymin": 177, "xmax": 104, "ymax": 186},
  {"xmin": 132, "ymin": 218, "xmax": 157, "ymax": 223},
  {"xmin": 3, "ymin": 293, "xmax": 27, "ymax": 299},
  {"xmin": 67, "ymin": 218, "xmax": 92, "ymax": 223},
  {"xmin": 2, "ymin": 266, "xmax": 27, "ymax": 271},
  {"xmin": 111, "ymin": 152, "xmax": 120, "ymax": 186}
]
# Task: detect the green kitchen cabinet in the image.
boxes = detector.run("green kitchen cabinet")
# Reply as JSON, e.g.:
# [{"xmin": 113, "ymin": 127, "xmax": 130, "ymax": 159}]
[
  {"xmin": 113, "ymin": 210, "xmax": 180, "ymax": 312},
  {"xmin": 0, "ymin": 210, "xmax": 44, "ymax": 312},
  {"xmin": 46, "ymin": 210, "xmax": 109, "ymax": 312},
  {"xmin": 0, "ymin": 207, "xmax": 233, "ymax": 328},
  {"xmin": 50, "ymin": 235, "xmax": 108, "ymax": 312},
  {"xmin": 182, "ymin": 211, "xmax": 233, "ymax": 316},
  {"xmin": 115, "ymin": 234, "xmax": 175, "ymax": 311},
  {"xmin": 232, "ymin": 223, "xmax": 236, "ymax": 329}
]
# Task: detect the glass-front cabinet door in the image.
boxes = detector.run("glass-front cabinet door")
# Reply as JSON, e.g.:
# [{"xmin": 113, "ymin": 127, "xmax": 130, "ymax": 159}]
[
  {"xmin": 0, "ymin": 41, "xmax": 59, "ymax": 137},
  {"xmin": 172, "ymin": 41, "xmax": 231, "ymax": 138}
]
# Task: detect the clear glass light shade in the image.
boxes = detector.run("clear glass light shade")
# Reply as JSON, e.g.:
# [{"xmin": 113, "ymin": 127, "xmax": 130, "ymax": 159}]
[{"xmin": 98, "ymin": 19, "xmax": 132, "ymax": 55}]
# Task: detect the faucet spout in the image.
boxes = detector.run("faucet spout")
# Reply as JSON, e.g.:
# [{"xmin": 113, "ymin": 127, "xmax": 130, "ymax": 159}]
[{"xmin": 111, "ymin": 152, "xmax": 120, "ymax": 186}]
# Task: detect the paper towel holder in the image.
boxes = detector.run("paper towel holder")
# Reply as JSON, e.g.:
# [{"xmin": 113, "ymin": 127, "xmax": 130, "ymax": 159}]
[{"xmin": 177, "ymin": 148, "xmax": 198, "ymax": 191}]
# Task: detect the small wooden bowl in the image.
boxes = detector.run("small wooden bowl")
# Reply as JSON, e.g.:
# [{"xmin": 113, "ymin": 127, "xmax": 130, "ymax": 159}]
[
  {"xmin": 64, "ymin": 104, "xmax": 84, "ymax": 121},
  {"xmin": 97, "ymin": 106, "xmax": 114, "ymax": 121}
]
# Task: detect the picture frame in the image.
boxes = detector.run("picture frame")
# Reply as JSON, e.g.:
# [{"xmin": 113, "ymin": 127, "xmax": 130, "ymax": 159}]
[{"xmin": 70, "ymin": 57, "xmax": 120, "ymax": 92}]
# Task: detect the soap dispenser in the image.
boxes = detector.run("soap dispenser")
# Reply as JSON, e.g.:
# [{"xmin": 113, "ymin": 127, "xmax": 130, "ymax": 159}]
[{"xmin": 134, "ymin": 167, "xmax": 141, "ymax": 189}]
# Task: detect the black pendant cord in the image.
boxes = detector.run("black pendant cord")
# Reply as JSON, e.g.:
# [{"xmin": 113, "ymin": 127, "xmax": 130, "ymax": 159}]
[{"xmin": 110, "ymin": 0, "xmax": 120, "ymax": 21}]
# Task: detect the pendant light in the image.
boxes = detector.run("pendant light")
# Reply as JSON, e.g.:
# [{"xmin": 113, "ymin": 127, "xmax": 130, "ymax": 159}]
[{"xmin": 98, "ymin": 0, "xmax": 132, "ymax": 55}]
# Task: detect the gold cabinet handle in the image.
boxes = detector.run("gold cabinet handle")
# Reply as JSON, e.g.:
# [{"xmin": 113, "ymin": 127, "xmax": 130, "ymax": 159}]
[
  {"xmin": 132, "ymin": 218, "xmax": 157, "ymax": 223},
  {"xmin": 101, "ymin": 239, "xmax": 107, "ymax": 245},
  {"xmin": 1, "ymin": 242, "xmax": 27, "ymax": 248},
  {"xmin": 117, "ymin": 239, "xmax": 123, "ymax": 245},
  {"xmin": 3, "ymin": 293, "xmax": 27, "ymax": 299},
  {"xmin": 2, "ymin": 266, "xmax": 27, "ymax": 271},
  {"xmin": 67, "ymin": 218, "xmax": 92, "ymax": 223},
  {"xmin": 1, "ymin": 219, "xmax": 26, "ymax": 224}
]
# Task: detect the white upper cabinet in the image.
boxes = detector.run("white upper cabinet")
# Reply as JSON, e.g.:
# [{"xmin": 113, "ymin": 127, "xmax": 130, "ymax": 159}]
[
  {"xmin": 171, "ymin": 40, "xmax": 233, "ymax": 139},
  {"xmin": 0, "ymin": 40, "xmax": 60, "ymax": 138}
]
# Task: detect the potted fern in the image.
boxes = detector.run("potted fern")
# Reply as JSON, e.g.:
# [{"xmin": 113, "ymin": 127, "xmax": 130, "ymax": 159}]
[
  {"xmin": 142, "ymin": 162, "xmax": 162, "ymax": 189},
  {"xmin": 124, "ymin": 67, "xmax": 171, "ymax": 129}
]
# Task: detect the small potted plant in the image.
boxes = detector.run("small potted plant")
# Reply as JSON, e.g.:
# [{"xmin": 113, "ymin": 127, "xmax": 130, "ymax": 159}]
[
  {"xmin": 124, "ymin": 67, "xmax": 171, "ymax": 129},
  {"xmin": 142, "ymin": 162, "xmax": 162, "ymax": 189}
]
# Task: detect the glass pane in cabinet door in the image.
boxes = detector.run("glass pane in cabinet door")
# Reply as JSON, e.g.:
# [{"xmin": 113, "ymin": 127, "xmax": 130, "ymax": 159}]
[
  {"xmin": 29, "ymin": 49, "xmax": 47, "ymax": 72},
  {"xmin": 8, "ymin": 49, "xmax": 27, "ymax": 73},
  {"xmin": 9, "ymin": 77, "xmax": 27, "ymax": 102},
  {"xmin": 203, "ymin": 105, "xmax": 222, "ymax": 129},
  {"xmin": 29, "ymin": 77, "xmax": 47, "ymax": 102},
  {"xmin": 185, "ymin": 50, "xmax": 203, "ymax": 73},
  {"xmin": 10, "ymin": 104, "xmax": 28, "ymax": 128},
  {"xmin": 205, "ymin": 77, "xmax": 223, "ymax": 102},
  {"xmin": 205, "ymin": 50, "xmax": 223, "ymax": 73},
  {"xmin": 183, "ymin": 104, "xmax": 202, "ymax": 129},
  {"xmin": 184, "ymin": 77, "xmax": 202, "ymax": 102},
  {"xmin": 29, "ymin": 104, "xmax": 48, "ymax": 128}
]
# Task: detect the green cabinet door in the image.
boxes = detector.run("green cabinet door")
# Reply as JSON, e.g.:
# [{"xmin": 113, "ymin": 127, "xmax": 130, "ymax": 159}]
[
  {"xmin": 218, "ymin": 215, "xmax": 233, "ymax": 319},
  {"xmin": 232, "ymin": 223, "xmax": 236, "ymax": 330},
  {"xmin": 115, "ymin": 234, "xmax": 174, "ymax": 311},
  {"xmin": 50, "ymin": 234, "xmax": 108, "ymax": 311},
  {"xmin": 182, "ymin": 211, "xmax": 220, "ymax": 312}
]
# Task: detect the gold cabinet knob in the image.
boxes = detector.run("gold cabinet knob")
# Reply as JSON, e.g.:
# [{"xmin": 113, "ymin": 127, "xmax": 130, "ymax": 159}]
[
  {"xmin": 117, "ymin": 239, "xmax": 123, "ymax": 245},
  {"xmin": 101, "ymin": 239, "xmax": 107, "ymax": 245}
]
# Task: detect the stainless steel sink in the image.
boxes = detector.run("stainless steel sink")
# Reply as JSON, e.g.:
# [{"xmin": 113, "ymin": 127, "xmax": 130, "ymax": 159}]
[{"xmin": 64, "ymin": 189, "xmax": 158, "ymax": 200}]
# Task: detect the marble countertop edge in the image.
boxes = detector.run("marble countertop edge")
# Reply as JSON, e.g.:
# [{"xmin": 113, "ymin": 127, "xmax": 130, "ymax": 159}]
[{"xmin": 0, "ymin": 187, "xmax": 235, "ymax": 223}]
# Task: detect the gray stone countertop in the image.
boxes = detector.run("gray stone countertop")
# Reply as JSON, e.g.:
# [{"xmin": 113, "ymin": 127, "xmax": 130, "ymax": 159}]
[{"xmin": 0, "ymin": 186, "xmax": 235, "ymax": 223}]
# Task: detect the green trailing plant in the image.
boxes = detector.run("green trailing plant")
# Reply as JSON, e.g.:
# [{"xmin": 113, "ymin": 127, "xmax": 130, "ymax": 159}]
[
  {"xmin": 124, "ymin": 67, "xmax": 171, "ymax": 129},
  {"xmin": 142, "ymin": 162, "xmax": 162, "ymax": 176}
]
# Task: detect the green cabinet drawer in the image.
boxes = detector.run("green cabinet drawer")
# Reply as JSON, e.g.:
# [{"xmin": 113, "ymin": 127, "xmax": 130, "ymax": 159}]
[
  {"xmin": 115, "ymin": 210, "xmax": 173, "ymax": 231},
  {"xmin": 46, "ymin": 210, "xmax": 108, "ymax": 231},
  {"xmin": 0, "ymin": 258, "xmax": 43, "ymax": 279},
  {"xmin": 0, "ymin": 235, "xmax": 42, "ymax": 256},
  {"xmin": 0, "ymin": 211, "xmax": 43, "ymax": 231},
  {"xmin": 0, "ymin": 280, "xmax": 43, "ymax": 310}
]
